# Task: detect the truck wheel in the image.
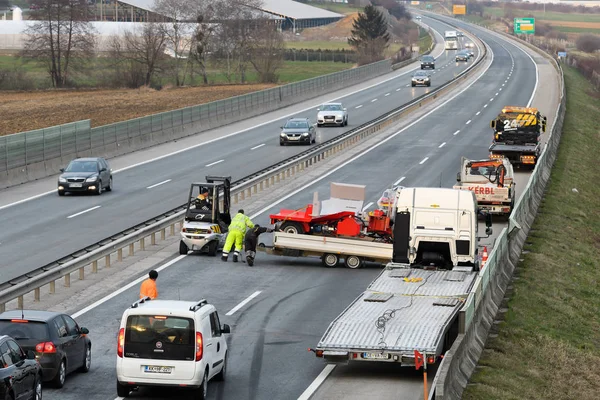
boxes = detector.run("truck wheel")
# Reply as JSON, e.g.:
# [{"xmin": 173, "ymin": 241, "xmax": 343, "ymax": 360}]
[
  {"xmin": 207, "ymin": 241, "xmax": 218, "ymax": 256},
  {"xmin": 280, "ymin": 222, "xmax": 304, "ymax": 234},
  {"xmin": 345, "ymin": 255, "xmax": 363, "ymax": 269},
  {"xmin": 322, "ymin": 254, "xmax": 339, "ymax": 268},
  {"xmin": 179, "ymin": 241, "xmax": 188, "ymax": 255}
]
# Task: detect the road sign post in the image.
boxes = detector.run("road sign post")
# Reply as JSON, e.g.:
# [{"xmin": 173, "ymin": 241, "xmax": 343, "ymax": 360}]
[{"xmin": 514, "ymin": 18, "xmax": 535, "ymax": 34}]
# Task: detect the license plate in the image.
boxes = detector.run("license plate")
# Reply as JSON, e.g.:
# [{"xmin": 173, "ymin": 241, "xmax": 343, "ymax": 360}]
[
  {"xmin": 362, "ymin": 352, "xmax": 389, "ymax": 360},
  {"xmin": 144, "ymin": 365, "xmax": 172, "ymax": 374},
  {"xmin": 70, "ymin": 183, "xmax": 83, "ymax": 188}
]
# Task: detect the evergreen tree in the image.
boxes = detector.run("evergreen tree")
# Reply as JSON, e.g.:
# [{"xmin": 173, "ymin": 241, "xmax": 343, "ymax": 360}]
[{"xmin": 348, "ymin": 5, "xmax": 391, "ymax": 65}]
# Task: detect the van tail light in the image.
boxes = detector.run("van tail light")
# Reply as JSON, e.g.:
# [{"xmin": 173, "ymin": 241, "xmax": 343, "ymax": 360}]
[
  {"xmin": 195, "ymin": 332, "xmax": 203, "ymax": 361},
  {"xmin": 117, "ymin": 328, "xmax": 125, "ymax": 358},
  {"xmin": 35, "ymin": 342, "xmax": 56, "ymax": 353}
]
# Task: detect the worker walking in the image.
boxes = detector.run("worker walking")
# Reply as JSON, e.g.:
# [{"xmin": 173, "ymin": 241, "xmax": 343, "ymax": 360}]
[
  {"xmin": 140, "ymin": 270, "xmax": 158, "ymax": 299},
  {"xmin": 222, "ymin": 209, "xmax": 254, "ymax": 262},
  {"xmin": 244, "ymin": 224, "xmax": 274, "ymax": 266}
]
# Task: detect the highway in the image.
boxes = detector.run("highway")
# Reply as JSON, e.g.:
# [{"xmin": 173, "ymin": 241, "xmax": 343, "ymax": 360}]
[
  {"xmin": 38, "ymin": 15, "xmax": 546, "ymax": 400},
  {"xmin": 0, "ymin": 17, "xmax": 479, "ymax": 283}
]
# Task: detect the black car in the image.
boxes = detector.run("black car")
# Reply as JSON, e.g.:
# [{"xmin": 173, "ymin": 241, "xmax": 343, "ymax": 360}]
[
  {"xmin": 279, "ymin": 118, "xmax": 316, "ymax": 146},
  {"xmin": 455, "ymin": 50, "xmax": 470, "ymax": 62},
  {"xmin": 420, "ymin": 55, "xmax": 435, "ymax": 70},
  {"xmin": 0, "ymin": 334, "xmax": 42, "ymax": 400},
  {"xmin": 57, "ymin": 157, "xmax": 113, "ymax": 196},
  {"xmin": 0, "ymin": 311, "xmax": 91, "ymax": 388}
]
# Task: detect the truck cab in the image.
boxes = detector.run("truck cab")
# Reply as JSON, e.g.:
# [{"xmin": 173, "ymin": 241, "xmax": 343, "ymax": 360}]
[
  {"xmin": 179, "ymin": 176, "xmax": 232, "ymax": 256},
  {"xmin": 390, "ymin": 187, "xmax": 491, "ymax": 270}
]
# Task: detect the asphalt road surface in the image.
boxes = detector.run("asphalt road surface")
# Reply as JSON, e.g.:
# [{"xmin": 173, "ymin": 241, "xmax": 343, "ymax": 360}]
[
  {"xmin": 0, "ymin": 17, "xmax": 480, "ymax": 283},
  {"xmin": 39, "ymin": 15, "xmax": 544, "ymax": 400}
]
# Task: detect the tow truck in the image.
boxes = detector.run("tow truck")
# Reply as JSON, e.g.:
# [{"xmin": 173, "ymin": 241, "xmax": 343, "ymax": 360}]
[
  {"xmin": 179, "ymin": 176, "xmax": 232, "ymax": 256},
  {"xmin": 488, "ymin": 106, "xmax": 547, "ymax": 166},
  {"xmin": 453, "ymin": 157, "xmax": 516, "ymax": 217},
  {"xmin": 311, "ymin": 187, "xmax": 493, "ymax": 367}
]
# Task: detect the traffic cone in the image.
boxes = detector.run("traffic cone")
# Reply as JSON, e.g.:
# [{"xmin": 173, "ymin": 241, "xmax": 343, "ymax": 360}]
[{"xmin": 481, "ymin": 246, "xmax": 489, "ymax": 269}]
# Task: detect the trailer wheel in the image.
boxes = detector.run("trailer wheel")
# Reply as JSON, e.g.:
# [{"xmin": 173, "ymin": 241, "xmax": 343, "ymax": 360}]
[
  {"xmin": 280, "ymin": 222, "xmax": 304, "ymax": 234},
  {"xmin": 321, "ymin": 253, "xmax": 339, "ymax": 268},
  {"xmin": 345, "ymin": 255, "xmax": 363, "ymax": 269}
]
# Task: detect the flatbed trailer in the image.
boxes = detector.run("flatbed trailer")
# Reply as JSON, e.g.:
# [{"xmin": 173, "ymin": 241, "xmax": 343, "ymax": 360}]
[
  {"xmin": 258, "ymin": 231, "xmax": 392, "ymax": 269},
  {"xmin": 313, "ymin": 263, "xmax": 478, "ymax": 365},
  {"xmin": 489, "ymin": 142, "xmax": 540, "ymax": 166}
]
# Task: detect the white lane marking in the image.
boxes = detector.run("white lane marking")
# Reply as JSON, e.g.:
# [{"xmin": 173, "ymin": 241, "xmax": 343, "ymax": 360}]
[
  {"xmin": 362, "ymin": 202, "xmax": 374, "ymax": 212},
  {"xmin": 72, "ymin": 254, "xmax": 187, "ymax": 319},
  {"xmin": 419, "ymin": 157, "xmax": 429, "ymax": 165},
  {"xmin": 438, "ymin": 142, "xmax": 446, "ymax": 148},
  {"xmin": 406, "ymin": 84, "xmax": 410, "ymax": 87},
  {"xmin": 499, "ymin": 88, "xmax": 502, "ymax": 91},
  {"xmin": 371, "ymin": 98, "xmax": 378, "ymax": 103},
  {"xmin": 297, "ymin": 364, "xmax": 336, "ymax": 400},
  {"xmin": 490, "ymin": 98, "xmax": 494, "ymax": 102},
  {"xmin": 484, "ymin": 104, "xmax": 488, "ymax": 108},
  {"xmin": 67, "ymin": 206, "xmax": 101, "ymax": 219},
  {"xmin": 396, "ymin": 88, "xmax": 401, "ymax": 91},
  {"xmin": 0, "ymin": 39, "xmax": 451, "ymax": 212},
  {"xmin": 495, "ymin": 92, "xmax": 499, "ymax": 96},
  {"xmin": 502, "ymin": 83, "xmax": 505, "ymax": 87},
  {"xmin": 226, "ymin": 291, "xmax": 262, "ymax": 316},
  {"xmin": 394, "ymin": 176, "xmax": 406, "ymax": 186},
  {"xmin": 146, "ymin": 179, "xmax": 171, "ymax": 189},
  {"xmin": 251, "ymin": 144, "xmax": 265, "ymax": 150},
  {"xmin": 453, "ymin": 130, "xmax": 460, "ymax": 136},
  {"xmin": 355, "ymin": 105, "xmax": 363, "ymax": 109},
  {"xmin": 205, "ymin": 159, "xmax": 224, "ymax": 167},
  {"xmin": 466, "ymin": 120, "xmax": 471, "ymax": 125},
  {"xmin": 385, "ymin": 93, "xmax": 391, "ymax": 97},
  {"xmin": 476, "ymin": 111, "xmax": 481, "ymax": 116}
]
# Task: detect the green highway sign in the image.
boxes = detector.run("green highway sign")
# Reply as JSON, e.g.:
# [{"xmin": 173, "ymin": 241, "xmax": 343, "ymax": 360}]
[
  {"xmin": 514, "ymin": 18, "xmax": 535, "ymax": 34},
  {"xmin": 426, "ymin": 4, "xmax": 432, "ymax": 8}
]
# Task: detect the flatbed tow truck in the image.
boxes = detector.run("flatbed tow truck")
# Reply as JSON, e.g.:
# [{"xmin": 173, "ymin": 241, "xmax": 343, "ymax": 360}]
[
  {"xmin": 310, "ymin": 187, "xmax": 492, "ymax": 366},
  {"xmin": 488, "ymin": 106, "xmax": 547, "ymax": 167}
]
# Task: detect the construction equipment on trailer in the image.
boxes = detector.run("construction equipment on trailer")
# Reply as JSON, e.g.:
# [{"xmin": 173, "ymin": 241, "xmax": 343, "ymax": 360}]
[
  {"xmin": 179, "ymin": 176, "xmax": 232, "ymax": 256},
  {"xmin": 453, "ymin": 157, "xmax": 516, "ymax": 216},
  {"xmin": 489, "ymin": 106, "xmax": 547, "ymax": 166}
]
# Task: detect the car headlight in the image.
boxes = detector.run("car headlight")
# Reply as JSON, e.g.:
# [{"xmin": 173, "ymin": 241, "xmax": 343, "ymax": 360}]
[
  {"xmin": 86, "ymin": 175, "xmax": 98, "ymax": 182},
  {"xmin": 59, "ymin": 177, "xmax": 66, "ymax": 183},
  {"xmin": 302, "ymin": 132, "xmax": 309, "ymax": 136},
  {"xmin": 280, "ymin": 132, "xmax": 286, "ymax": 137}
]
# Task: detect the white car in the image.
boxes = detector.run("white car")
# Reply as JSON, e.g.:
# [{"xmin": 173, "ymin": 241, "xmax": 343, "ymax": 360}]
[
  {"xmin": 316, "ymin": 103, "xmax": 348, "ymax": 127},
  {"xmin": 116, "ymin": 298, "xmax": 231, "ymax": 399},
  {"xmin": 416, "ymin": 15, "xmax": 422, "ymax": 20},
  {"xmin": 465, "ymin": 42, "xmax": 474, "ymax": 48}
]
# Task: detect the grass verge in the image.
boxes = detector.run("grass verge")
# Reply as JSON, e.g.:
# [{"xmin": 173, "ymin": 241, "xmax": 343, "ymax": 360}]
[
  {"xmin": 484, "ymin": 6, "xmax": 600, "ymax": 22},
  {"xmin": 462, "ymin": 66, "xmax": 600, "ymax": 400}
]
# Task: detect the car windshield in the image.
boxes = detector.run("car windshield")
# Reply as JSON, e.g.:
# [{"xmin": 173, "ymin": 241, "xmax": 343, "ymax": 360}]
[
  {"xmin": 124, "ymin": 315, "xmax": 195, "ymax": 361},
  {"xmin": 0, "ymin": 320, "xmax": 50, "ymax": 341},
  {"xmin": 415, "ymin": 71, "xmax": 427, "ymax": 76},
  {"xmin": 284, "ymin": 121, "xmax": 309, "ymax": 129},
  {"xmin": 422, "ymin": 56, "xmax": 434, "ymax": 62},
  {"xmin": 321, "ymin": 104, "xmax": 342, "ymax": 111},
  {"xmin": 65, "ymin": 160, "xmax": 98, "ymax": 173}
]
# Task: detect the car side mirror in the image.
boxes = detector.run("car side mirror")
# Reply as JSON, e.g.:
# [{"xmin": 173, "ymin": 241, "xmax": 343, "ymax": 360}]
[
  {"xmin": 59, "ymin": 168, "xmax": 65, "ymax": 173},
  {"xmin": 80, "ymin": 327, "xmax": 89, "ymax": 335},
  {"xmin": 221, "ymin": 324, "xmax": 231, "ymax": 334},
  {"xmin": 26, "ymin": 350, "xmax": 36, "ymax": 360},
  {"xmin": 485, "ymin": 213, "xmax": 492, "ymax": 228},
  {"xmin": 486, "ymin": 227, "xmax": 493, "ymax": 236},
  {"xmin": 343, "ymin": 108, "xmax": 347, "ymax": 111},
  {"xmin": 100, "ymin": 168, "xmax": 107, "ymax": 172},
  {"xmin": 279, "ymin": 126, "xmax": 283, "ymax": 129},
  {"xmin": 316, "ymin": 108, "xmax": 320, "ymax": 111},
  {"xmin": 456, "ymin": 172, "xmax": 461, "ymax": 182},
  {"xmin": 490, "ymin": 120, "xmax": 496, "ymax": 129},
  {"xmin": 542, "ymin": 123, "xmax": 547, "ymax": 133}
]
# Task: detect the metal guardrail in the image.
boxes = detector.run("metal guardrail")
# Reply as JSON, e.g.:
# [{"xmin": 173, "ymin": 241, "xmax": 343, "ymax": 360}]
[{"xmin": 0, "ymin": 33, "xmax": 489, "ymax": 313}]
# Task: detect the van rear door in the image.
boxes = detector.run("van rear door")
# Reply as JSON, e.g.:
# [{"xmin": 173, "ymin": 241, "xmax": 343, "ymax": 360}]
[{"xmin": 121, "ymin": 315, "xmax": 196, "ymax": 381}]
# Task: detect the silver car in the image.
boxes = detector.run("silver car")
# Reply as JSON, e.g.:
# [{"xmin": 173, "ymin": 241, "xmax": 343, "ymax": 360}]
[
  {"xmin": 411, "ymin": 71, "xmax": 431, "ymax": 87},
  {"xmin": 280, "ymin": 118, "xmax": 316, "ymax": 146},
  {"xmin": 316, "ymin": 103, "xmax": 348, "ymax": 127}
]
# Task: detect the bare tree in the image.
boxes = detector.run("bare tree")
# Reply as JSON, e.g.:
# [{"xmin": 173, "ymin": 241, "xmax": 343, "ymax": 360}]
[
  {"xmin": 109, "ymin": 23, "xmax": 167, "ymax": 87},
  {"xmin": 248, "ymin": 20, "xmax": 284, "ymax": 83},
  {"xmin": 22, "ymin": 0, "xmax": 96, "ymax": 88},
  {"xmin": 189, "ymin": 15, "xmax": 215, "ymax": 85}
]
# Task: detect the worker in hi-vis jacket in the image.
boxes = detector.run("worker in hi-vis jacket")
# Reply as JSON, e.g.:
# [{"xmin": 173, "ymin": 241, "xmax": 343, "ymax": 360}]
[{"xmin": 222, "ymin": 209, "xmax": 254, "ymax": 262}]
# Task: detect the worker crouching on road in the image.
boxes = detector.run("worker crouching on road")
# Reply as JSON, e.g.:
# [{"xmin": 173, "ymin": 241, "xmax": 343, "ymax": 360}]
[
  {"xmin": 244, "ymin": 224, "xmax": 274, "ymax": 267},
  {"xmin": 139, "ymin": 270, "xmax": 158, "ymax": 299},
  {"xmin": 222, "ymin": 209, "xmax": 254, "ymax": 262}
]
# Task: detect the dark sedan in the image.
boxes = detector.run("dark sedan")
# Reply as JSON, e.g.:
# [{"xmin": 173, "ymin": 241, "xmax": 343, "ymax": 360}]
[
  {"xmin": 455, "ymin": 50, "xmax": 470, "ymax": 62},
  {"xmin": 420, "ymin": 55, "xmax": 435, "ymax": 70},
  {"xmin": 0, "ymin": 334, "xmax": 42, "ymax": 400},
  {"xmin": 57, "ymin": 157, "xmax": 113, "ymax": 196},
  {"xmin": 280, "ymin": 118, "xmax": 316, "ymax": 146},
  {"xmin": 0, "ymin": 311, "xmax": 91, "ymax": 388}
]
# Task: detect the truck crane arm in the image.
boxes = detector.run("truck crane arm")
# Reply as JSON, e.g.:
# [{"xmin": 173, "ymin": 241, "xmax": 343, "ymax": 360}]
[{"xmin": 465, "ymin": 160, "xmax": 507, "ymax": 187}]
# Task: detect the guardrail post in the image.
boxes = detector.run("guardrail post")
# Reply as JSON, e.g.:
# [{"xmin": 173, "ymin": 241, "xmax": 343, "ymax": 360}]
[
  {"xmin": 106, "ymin": 254, "xmax": 111, "ymax": 267},
  {"xmin": 118, "ymin": 248, "xmax": 123, "ymax": 262},
  {"xmin": 79, "ymin": 267, "xmax": 84, "ymax": 280},
  {"xmin": 65, "ymin": 274, "xmax": 70, "ymax": 288},
  {"xmin": 92, "ymin": 260, "xmax": 98, "ymax": 273},
  {"xmin": 234, "ymin": 193, "xmax": 239, "ymax": 204},
  {"xmin": 0, "ymin": 304, "xmax": 4, "ymax": 313},
  {"xmin": 18, "ymin": 296, "xmax": 23, "ymax": 310},
  {"xmin": 129, "ymin": 243, "xmax": 134, "ymax": 256},
  {"xmin": 161, "ymin": 228, "xmax": 166, "ymax": 241},
  {"xmin": 50, "ymin": 281, "xmax": 55, "ymax": 294},
  {"xmin": 140, "ymin": 238, "xmax": 145, "ymax": 251},
  {"xmin": 260, "ymin": 181, "xmax": 264, "ymax": 191},
  {"xmin": 252, "ymin": 184, "xmax": 257, "ymax": 194},
  {"xmin": 240, "ymin": 191, "xmax": 245, "ymax": 201},
  {"xmin": 151, "ymin": 232, "xmax": 156, "ymax": 246},
  {"xmin": 170, "ymin": 224, "xmax": 175, "ymax": 236},
  {"xmin": 246, "ymin": 188, "xmax": 251, "ymax": 198},
  {"xmin": 275, "ymin": 174, "xmax": 280, "ymax": 183},
  {"xmin": 270, "ymin": 176, "xmax": 275, "ymax": 186},
  {"xmin": 34, "ymin": 288, "xmax": 40, "ymax": 302}
]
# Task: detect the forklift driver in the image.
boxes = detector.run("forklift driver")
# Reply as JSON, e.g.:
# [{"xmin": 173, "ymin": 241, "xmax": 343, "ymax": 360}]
[{"xmin": 195, "ymin": 189, "xmax": 212, "ymax": 211}]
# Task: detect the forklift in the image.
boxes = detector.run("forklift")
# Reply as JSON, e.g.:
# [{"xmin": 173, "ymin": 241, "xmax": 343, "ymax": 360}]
[{"xmin": 179, "ymin": 176, "xmax": 232, "ymax": 256}]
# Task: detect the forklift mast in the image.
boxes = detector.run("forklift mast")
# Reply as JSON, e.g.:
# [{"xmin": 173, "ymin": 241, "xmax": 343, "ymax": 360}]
[{"xmin": 184, "ymin": 176, "xmax": 232, "ymax": 225}]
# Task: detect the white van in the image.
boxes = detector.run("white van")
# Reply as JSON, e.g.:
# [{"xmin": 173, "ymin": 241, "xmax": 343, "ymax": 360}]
[{"xmin": 115, "ymin": 298, "xmax": 231, "ymax": 399}]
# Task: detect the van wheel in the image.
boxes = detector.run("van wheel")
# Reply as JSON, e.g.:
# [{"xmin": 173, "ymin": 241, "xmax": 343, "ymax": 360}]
[
  {"xmin": 195, "ymin": 370, "xmax": 208, "ymax": 400},
  {"xmin": 179, "ymin": 241, "xmax": 188, "ymax": 255},
  {"xmin": 321, "ymin": 253, "xmax": 339, "ymax": 268},
  {"xmin": 117, "ymin": 381, "xmax": 130, "ymax": 397},
  {"xmin": 345, "ymin": 255, "xmax": 363, "ymax": 269},
  {"xmin": 214, "ymin": 351, "xmax": 227, "ymax": 381}
]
